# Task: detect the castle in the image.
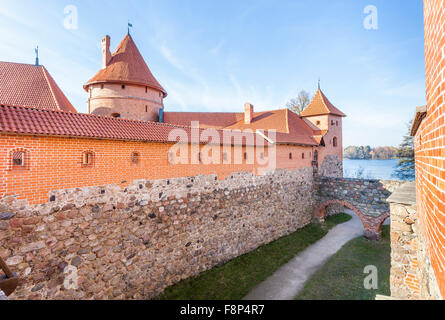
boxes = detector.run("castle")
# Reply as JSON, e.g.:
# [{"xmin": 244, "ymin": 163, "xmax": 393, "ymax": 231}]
[
  {"xmin": 0, "ymin": 32, "xmax": 351, "ymax": 299},
  {"xmin": 1, "ymin": 1, "xmax": 445, "ymax": 300},
  {"xmin": 0, "ymin": 33, "xmax": 346, "ymax": 205}
]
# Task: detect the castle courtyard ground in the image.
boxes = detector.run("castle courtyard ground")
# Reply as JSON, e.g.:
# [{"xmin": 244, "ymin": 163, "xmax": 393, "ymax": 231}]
[
  {"xmin": 244, "ymin": 209, "xmax": 363, "ymax": 300},
  {"xmin": 156, "ymin": 210, "xmax": 392, "ymax": 300},
  {"xmin": 156, "ymin": 213, "xmax": 353, "ymax": 300},
  {"xmin": 296, "ymin": 225, "xmax": 391, "ymax": 300}
]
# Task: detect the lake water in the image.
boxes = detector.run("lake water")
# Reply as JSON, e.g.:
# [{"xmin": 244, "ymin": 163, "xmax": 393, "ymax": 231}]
[{"xmin": 343, "ymin": 159, "xmax": 403, "ymax": 180}]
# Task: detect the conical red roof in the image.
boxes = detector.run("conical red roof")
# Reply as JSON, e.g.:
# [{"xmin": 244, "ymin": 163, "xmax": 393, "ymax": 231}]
[
  {"xmin": 301, "ymin": 89, "xmax": 346, "ymax": 117},
  {"xmin": 84, "ymin": 35, "xmax": 167, "ymax": 97}
]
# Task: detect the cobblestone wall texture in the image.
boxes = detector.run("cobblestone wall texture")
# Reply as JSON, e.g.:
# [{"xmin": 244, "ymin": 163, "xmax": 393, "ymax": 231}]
[
  {"xmin": 390, "ymin": 202, "xmax": 442, "ymax": 299},
  {"xmin": 0, "ymin": 168, "xmax": 314, "ymax": 300}
]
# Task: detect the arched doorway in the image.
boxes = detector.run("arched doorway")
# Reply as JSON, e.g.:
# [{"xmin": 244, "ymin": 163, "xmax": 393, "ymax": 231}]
[{"xmin": 314, "ymin": 199, "xmax": 388, "ymax": 240}]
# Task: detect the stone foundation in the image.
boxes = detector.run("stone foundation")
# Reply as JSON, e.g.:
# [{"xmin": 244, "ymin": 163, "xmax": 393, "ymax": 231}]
[
  {"xmin": 388, "ymin": 184, "xmax": 442, "ymax": 300},
  {"xmin": 318, "ymin": 155, "xmax": 344, "ymax": 216},
  {"xmin": 0, "ymin": 168, "xmax": 314, "ymax": 300}
]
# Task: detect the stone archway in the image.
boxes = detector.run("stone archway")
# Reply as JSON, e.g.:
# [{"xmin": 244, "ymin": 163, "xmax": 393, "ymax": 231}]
[{"xmin": 314, "ymin": 199, "xmax": 389, "ymax": 240}]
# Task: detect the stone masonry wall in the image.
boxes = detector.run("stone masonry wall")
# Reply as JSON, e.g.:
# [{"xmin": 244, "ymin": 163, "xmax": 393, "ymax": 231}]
[
  {"xmin": 316, "ymin": 178, "xmax": 403, "ymax": 217},
  {"xmin": 317, "ymin": 155, "xmax": 344, "ymax": 216},
  {"xmin": 315, "ymin": 178, "xmax": 404, "ymax": 239},
  {"xmin": 318, "ymin": 155, "xmax": 343, "ymax": 178},
  {"xmin": 0, "ymin": 168, "xmax": 314, "ymax": 300},
  {"xmin": 390, "ymin": 201, "xmax": 442, "ymax": 300}
]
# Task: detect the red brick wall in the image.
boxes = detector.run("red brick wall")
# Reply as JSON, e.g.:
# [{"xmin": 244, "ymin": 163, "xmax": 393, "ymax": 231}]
[
  {"xmin": 414, "ymin": 0, "xmax": 445, "ymax": 298},
  {"xmin": 0, "ymin": 133, "xmax": 315, "ymax": 205}
]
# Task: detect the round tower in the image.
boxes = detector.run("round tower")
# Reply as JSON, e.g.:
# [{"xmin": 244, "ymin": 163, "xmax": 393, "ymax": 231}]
[{"xmin": 84, "ymin": 34, "xmax": 167, "ymax": 122}]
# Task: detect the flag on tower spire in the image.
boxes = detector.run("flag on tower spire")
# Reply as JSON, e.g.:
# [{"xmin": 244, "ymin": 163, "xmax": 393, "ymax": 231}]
[{"xmin": 128, "ymin": 21, "xmax": 133, "ymax": 35}]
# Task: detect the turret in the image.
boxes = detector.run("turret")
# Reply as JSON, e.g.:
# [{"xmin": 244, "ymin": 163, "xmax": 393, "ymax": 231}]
[{"xmin": 84, "ymin": 34, "xmax": 167, "ymax": 122}]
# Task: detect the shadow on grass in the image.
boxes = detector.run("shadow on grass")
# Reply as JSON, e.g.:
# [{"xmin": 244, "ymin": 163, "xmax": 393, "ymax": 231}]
[{"xmin": 155, "ymin": 213, "xmax": 352, "ymax": 300}]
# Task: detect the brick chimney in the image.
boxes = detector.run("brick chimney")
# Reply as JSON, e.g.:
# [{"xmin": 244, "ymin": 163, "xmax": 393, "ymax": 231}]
[
  {"xmin": 102, "ymin": 35, "xmax": 111, "ymax": 69},
  {"xmin": 244, "ymin": 103, "xmax": 254, "ymax": 124}
]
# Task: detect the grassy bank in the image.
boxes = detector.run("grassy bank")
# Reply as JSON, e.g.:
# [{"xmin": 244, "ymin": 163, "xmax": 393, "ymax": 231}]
[
  {"xmin": 156, "ymin": 213, "xmax": 352, "ymax": 300},
  {"xmin": 295, "ymin": 225, "xmax": 391, "ymax": 300}
]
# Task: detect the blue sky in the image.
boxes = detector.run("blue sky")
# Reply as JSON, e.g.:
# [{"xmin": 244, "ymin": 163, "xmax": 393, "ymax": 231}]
[{"xmin": 0, "ymin": 0, "xmax": 426, "ymax": 147}]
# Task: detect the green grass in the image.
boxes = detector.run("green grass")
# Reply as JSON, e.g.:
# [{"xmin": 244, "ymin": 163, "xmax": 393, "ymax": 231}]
[
  {"xmin": 156, "ymin": 213, "xmax": 351, "ymax": 300},
  {"xmin": 295, "ymin": 225, "xmax": 391, "ymax": 300},
  {"xmin": 324, "ymin": 213, "xmax": 353, "ymax": 230}
]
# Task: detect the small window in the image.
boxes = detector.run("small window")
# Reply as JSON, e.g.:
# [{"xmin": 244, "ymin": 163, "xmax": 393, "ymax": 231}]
[
  {"xmin": 145, "ymin": 86, "xmax": 148, "ymax": 93},
  {"xmin": 121, "ymin": 84, "xmax": 126, "ymax": 90},
  {"xmin": 101, "ymin": 84, "xmax": 104, "ymax": 89},
  {"xmin": 82, "ymin": 151, "xmax": 94, "ymax": 167},
  {"xmin": 13, "ymin": 151, "xmax": 24, "ymax": 166},
  {"xmin": 12, "ymin": 151, "xmax": 25, "ymax": 167},
  {"xmin": 302, "ymin": 153, "xmax": 305, "ymax": 159},
  {"xmin": 331, "ymin": 120, "xmax": 335, "ymax": 125},
  {"xmin": 336, "ymin": 121, "xmax": 339, "ymax": 126},
  {"xmin": 333, "ymin": 137, "xmax": 338, "ymax": 147},
  {"xmin": 145, "ymin": 106, "xmax": 148, "ymax": 113},
  {"xmin": 131, "ymin": 152, "xmax": 140, "ymax": 165},
  {"xmin": 198, "ymin": 152, "xmax": 202, "ymax": 163},
  {"xmin": 244, "ymin": 152, "xmax": 247, "ymax": 161},
  {"xmin": 289, "ymin": 153, "xmax": 292, "ymax": 160},
  {"xmin": 316, "ymin": 121, "xmax": 321, "ymax": 126},
  {"xmin": 111, "ymin": 113, "xmax": 121, "ymax": 118}
]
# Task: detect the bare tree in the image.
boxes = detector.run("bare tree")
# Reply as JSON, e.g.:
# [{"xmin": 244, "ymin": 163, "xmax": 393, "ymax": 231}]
[{"xmin": 286, "ymin": 90, "xmax": 312, "ymax": 115}]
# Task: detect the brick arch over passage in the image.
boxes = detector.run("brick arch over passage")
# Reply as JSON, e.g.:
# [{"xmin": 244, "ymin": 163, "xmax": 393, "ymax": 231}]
[{"xmin": 314, "ymin": 200, "xmax": 389, "ymax": 240}]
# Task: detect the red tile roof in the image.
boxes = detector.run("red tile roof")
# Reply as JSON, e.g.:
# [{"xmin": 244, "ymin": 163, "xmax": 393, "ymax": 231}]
[
  {"xmin": 0, "ymin": 105, "xmax": 264, "ymax": 146},
  {"xmin": 164, "ymin": 112, "xmax": 241, "ymax": 128},
  {"xmin": 0, "ymin": 61, "xmax": 76, "ymax": 113},
  {"xmin": 164, "ymin": 109, "xmax": 319, "ymax": 146},
  {"xmin": 224, "ymin": 109, "xmax": 290, "ymax": 133},
  {"xmin": 272, "ymin": 110, "xmax": 319, "ymax": 146},
  {"xmin": 300, "ymin": 89, "xmax": 346, "ymax": 117},
  {"xmin": 84, "ymin": 35, "xmax": 167, "ymax": 97}
]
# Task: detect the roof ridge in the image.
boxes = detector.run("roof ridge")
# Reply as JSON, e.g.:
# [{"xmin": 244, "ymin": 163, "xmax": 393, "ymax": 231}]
[
  {"xmin": 0, "ymin": 104, "xmax": 268, "ymax": 146},
  {"xmin": 0, "ymin": 104, "xmax": 261, "ymax": 133},
  {"xmin": 41, "ymin": 66, "xmax": 61, "ymax": 110},
  {"xmin": 165, "ymin": 108, "xmax": 290, "ymax": 116},
  {"xmin": 318, "ymin": 89, "xmax": 331, "ymax": 113},
  {"xmin": 0, "ymin": 61, "xmax": 76, "ymax": 113}
]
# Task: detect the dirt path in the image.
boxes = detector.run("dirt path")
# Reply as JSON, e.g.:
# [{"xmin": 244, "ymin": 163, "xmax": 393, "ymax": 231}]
[{"xmin": 243, "ymin": 210, "xmax": 364, "ymax": 300}]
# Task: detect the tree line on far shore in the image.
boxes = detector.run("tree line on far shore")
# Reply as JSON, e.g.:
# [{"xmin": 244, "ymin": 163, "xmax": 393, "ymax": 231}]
[
  {"xmin": 286, "ymin": 90, "xmax": 415, "ymax": 180},
  {"xmin": 343, "ymin": 145, "xmax": 399, "ymax": 160},
  {"xmin": 343, "ymin": 121, "xmax": 415, "ymax": 181}
]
